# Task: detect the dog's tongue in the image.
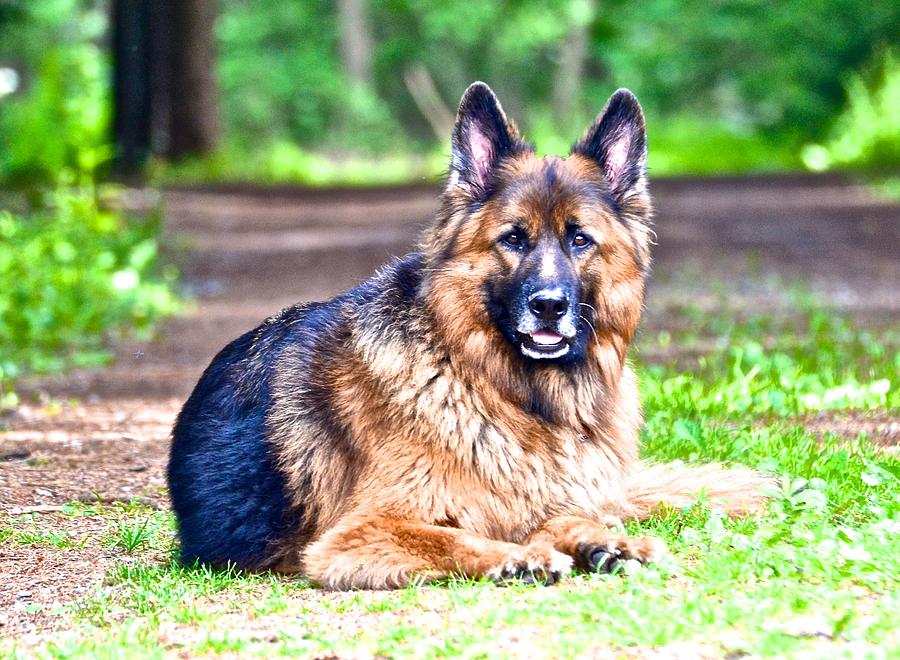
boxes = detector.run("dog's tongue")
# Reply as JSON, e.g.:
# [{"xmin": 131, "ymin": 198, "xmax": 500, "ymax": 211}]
[{"xmin": 531, "ymin": 329, "xmax": 564, "ymax": 346}]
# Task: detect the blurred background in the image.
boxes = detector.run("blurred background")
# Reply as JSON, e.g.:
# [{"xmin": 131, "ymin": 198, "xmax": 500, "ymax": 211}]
[
  {"xmin": 0, "ymin": 0, "xmax": 897, "ymax": 187},
  {"xmin": 0, "ymin": 0, "xmax": 897, "ymax": 402}
]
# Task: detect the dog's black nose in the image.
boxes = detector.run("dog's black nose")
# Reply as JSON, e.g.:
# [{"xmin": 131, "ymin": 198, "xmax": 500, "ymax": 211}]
[{"xmin": 528, "ymin": 290, "xmax": 569, "ymax": 321}]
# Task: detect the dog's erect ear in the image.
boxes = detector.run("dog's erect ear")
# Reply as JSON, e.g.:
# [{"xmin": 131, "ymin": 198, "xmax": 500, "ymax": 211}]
[
  {"xmin": 572, "ymin": 89, "xmax": 647, "ymax": 199},
  {"xmin": 449, "ymin": 82, "xmax": 525, "ymax": 198}
]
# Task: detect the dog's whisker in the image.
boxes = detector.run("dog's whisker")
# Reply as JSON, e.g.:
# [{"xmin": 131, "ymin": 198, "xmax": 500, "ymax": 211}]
[
  {"xmin": 579, "ymin": 314, "xmax": 600, "ymax": 345},
  {"xmin": 419, "ymin": 267, "xmax": 467, "ymax": 275}
]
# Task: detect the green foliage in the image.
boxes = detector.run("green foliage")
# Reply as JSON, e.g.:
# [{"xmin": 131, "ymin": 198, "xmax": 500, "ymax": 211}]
[
  {"xmin": 216, "ymin": 0, "xmax": 401, "ymax": 153},
  {"xmin": 149, "ymin": 140, "xmax": 446, "ymax": 187},
  {"xmin": 603, "ymin": 0, "xmax": 897, "ymax": 139},
  {"xmin": 210, "ymin": 0, "xmax": 897, "ymax": 167},
  {"xmin": 0, "ymin": 179, "xmax": 179, "ymax": 401},
  {"xmin": 0, "ymin": 0, "xmax": 109, "ymax": 187},
  {"xmin": 867, "ymin": 174, "xmax": 900, "ymax": 201},
  {"xmin": 163, "ymin": 0, "xmax": 897, "ymax": 182},
  {"xmin": 644, "ymin": 117, "xmax": 801, "ymax": 175},
  {"xmin": 803, "ymin": 49, "xmax": 900, "ymax": 171},
  {"xmin": 4, "ymin": 0, "xmax": 897, "ymax": 183}
]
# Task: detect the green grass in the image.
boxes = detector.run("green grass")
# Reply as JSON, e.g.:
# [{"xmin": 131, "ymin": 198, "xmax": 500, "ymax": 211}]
[
  {"xmin": 0, "ymin": 525, "xmax": 84, "ymax": 549},
  {"xmin": 149, "ymin": 141, "xmax": 448, "ymax": 188},
  {"xmin": 1, "ymin": 300, "xmax": 897, "ymax": 658},
  {"xmin": 105, "ymin": 516, "xmax": 158, "ymax": 555}
]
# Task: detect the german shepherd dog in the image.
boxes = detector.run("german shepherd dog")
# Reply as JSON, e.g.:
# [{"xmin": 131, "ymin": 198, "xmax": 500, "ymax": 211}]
[{"xmin": 168, "ymin": 83, "xmax": 766, "ymax": 589}]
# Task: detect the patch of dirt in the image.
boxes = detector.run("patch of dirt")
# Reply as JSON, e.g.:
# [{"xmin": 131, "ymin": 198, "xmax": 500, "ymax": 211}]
[
  {"xmin": 1, "ymin": 400, "xmax": 176, "ymax": 511},
  {"xmin": 14, "ymin": 174, "xmax": 899, "ymax": 404},
  {"xmin": 0, "ymin": 545, "xmax": 117, "ymax": 637},
  {"xmin": 0, "ymin": 400, "xmax": 175, "ymax": 637},
  {"xmin": 800, "ymin": 410, "xmax": 900, "ymax": 447}
]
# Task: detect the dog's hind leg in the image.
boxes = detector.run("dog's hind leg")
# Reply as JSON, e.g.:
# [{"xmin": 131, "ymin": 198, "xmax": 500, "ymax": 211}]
[
  {"xmin": 302, "ymin": 512, "xmax": 573, "ymax": 590},
  {"xmin": 528, "ymin": 516, "xmax": 666, "ymax": 573},
  {"xmin": 624, "ymin": 462, "xmax": 770, "ymax": 520}
]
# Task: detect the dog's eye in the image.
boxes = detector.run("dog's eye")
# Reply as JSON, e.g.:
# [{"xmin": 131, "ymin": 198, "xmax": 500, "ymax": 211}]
[
  {"xmin": 572, "ymin": 234, "xmax": 592, "ymax": 249},
  {"xmin": 501, "ymin": 231, "xmax": 526, "ymax": 248}
]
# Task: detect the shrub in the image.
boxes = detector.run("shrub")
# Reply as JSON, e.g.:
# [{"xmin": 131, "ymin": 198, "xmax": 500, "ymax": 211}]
[
  {"xmin": 0, "ymin": 1, "xmax": 109, "ymax": 187},
  {"xmin": 803, "ymin": 49, "xmax": 900, "ymax": 171},
  {"xmin": 0, "ymin": 177, "xmax": 179, "ymax": 407}
]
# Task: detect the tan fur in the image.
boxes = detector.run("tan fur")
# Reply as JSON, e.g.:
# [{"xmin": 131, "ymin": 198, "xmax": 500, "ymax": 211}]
[
  {"xmin": 624, "ymin": 462, "xmax": 772, "ymax": 519},
  {"xmin": 528, "ymin": 516, "xmax": 665, "ymax": 568},
  {"xmin": 303, "ymin": 514, "xmax": 572, "ymax": 589}
]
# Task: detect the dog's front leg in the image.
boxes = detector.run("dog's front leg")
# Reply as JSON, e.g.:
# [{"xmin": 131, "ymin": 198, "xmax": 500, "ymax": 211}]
[
  {"xmin": 528, "ymin": 515, "xmax": 666, "ymax": 574},
  {"xmin": 302, "ymin": 512, "xmax": 573, "ymax": 590}
]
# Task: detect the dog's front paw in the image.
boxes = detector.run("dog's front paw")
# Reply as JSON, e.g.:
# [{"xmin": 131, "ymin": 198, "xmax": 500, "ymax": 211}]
[
  {"xmin": 575, "ymin": 535, "xmax": 666, "ymax": 574},
  {"xmin": 485, "ymin": 541, "xmax": 573, "ymax": 585}
]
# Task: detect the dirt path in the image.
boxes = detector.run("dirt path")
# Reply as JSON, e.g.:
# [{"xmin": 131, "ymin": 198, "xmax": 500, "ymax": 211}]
[{"xmin": 1, "ymin": 175, "xmax": 897, "ymax": 635}]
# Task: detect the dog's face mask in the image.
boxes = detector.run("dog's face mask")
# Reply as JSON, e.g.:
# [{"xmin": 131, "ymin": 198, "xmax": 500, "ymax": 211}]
[
  {"xmin": 490, "ymin": 220, "xmax": 583, "ymax": 361},
  {"xmin": 430, "ymin": 82, "xmax": 653, "ymax": 367}
]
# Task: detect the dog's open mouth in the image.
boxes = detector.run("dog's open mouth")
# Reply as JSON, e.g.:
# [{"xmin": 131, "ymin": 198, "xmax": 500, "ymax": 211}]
[{"xmin": 520, "ymin": 329, "xmax": 570, "ymax": 359}]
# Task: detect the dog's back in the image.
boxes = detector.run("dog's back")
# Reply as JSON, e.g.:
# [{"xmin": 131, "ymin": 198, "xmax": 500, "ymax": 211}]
[
  {"xmin": 168, "ymin": 255, "xmax": 423, "ymax": 570},
  {"xmin": 169, "ymin": 305, "xmax": 307, "ymax": 569}
]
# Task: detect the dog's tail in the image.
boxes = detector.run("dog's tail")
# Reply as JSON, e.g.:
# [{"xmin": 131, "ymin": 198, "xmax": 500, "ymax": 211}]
[{"xmin": 624, "ymin": 461, "xmax": 771, "ymax": 520}]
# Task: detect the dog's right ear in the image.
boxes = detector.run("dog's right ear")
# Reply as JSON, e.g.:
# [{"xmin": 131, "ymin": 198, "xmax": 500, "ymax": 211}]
[
  {"xmin": 572, "ymin": 89, "xmax": 647, "ymax": 201},
  {"xmin": 448, "ymin": 82, "xmax": 526, "ymax": 199}
]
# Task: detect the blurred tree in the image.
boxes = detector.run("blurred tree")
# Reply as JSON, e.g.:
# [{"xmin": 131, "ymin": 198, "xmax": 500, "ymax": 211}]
[
  {"xmin": 217, "ymin": 1, "xmax": 344, "ymax": 146},
  {"xmin": 553, "ymin": 0, "xmax": 597, "ymax": 126},
  {"xmin": 337, "ymin": 0, "xmax": 374, "ymax": 89},
  {"xmin": 112, "ymin": 0, "xmax": 151, "ymax": 172},
  {"xmin": 167, "ymin": 0, "xmax": 220, "ymax": 157},
  {"xmin": 112, "ymin": 0, "xmax": 219, "ymax": 169},
  {"xmin": 217, "ymin": 0, "xmax": 400, "ymax": 153}
]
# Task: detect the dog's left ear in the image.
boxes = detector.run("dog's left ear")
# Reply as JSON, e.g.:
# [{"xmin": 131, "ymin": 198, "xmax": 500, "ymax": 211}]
[
  {"xmin": 572, "ymin": 89, "xmax": 647, "ymax": 199},
  {"xmin": 449, "ymin": 82, "xmax": 526, "ymax": 199}
]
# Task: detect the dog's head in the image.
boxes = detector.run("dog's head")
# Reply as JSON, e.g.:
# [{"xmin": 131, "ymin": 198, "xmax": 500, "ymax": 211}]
[{"xmin": 423, "ymin": 82, "xmax": 653, "ymax": 372}]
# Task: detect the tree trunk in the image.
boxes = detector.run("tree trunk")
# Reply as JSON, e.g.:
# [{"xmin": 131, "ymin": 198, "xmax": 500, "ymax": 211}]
[
  {"xmin": 553, "ymin": 0, "xmax": 597, "ymax": 125},
  {"xmin": 112, "ymin": 0, "xmax": 151, "ymax": 174},
  {"xmin": 166, "ymin": 0, "xmax": 220, "ymax": 158},
  {"xmin": 112, "ymin": 0, "xmax": 220, "ymax": 168},
  {"xmin": 336, "ymin": 0, "xmax": 373, "ymax": 88}
]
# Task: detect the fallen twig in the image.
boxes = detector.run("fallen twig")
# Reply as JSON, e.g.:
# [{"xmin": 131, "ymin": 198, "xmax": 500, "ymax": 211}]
[{"xmin": 9, "ymin": 505, "xmax": 67, "ymax": 515}]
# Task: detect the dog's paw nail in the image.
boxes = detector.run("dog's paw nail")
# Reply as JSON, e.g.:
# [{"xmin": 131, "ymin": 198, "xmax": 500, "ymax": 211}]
[
  {"xmin": 590, "ymin": 550, "xmax": 613, "ymax": 572},
  {"xmin": 608, "ymin": 559, "xmax": 626, "ymax": 574}
]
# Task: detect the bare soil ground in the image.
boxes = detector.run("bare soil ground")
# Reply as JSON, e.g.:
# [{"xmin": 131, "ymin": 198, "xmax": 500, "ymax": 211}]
[{"xmin": 1, "ymin": 174, "xmax": 898, "ymax": 640}]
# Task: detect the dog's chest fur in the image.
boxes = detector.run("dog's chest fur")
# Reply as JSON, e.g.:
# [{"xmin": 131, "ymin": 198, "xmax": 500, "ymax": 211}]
[
  {"xmin": 400, "ymin": 360, "xmax": 633, "ymax": 541},
  {"xmin": 272, "ymin": 319, "xmax": 638, "ymax": 544}
]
